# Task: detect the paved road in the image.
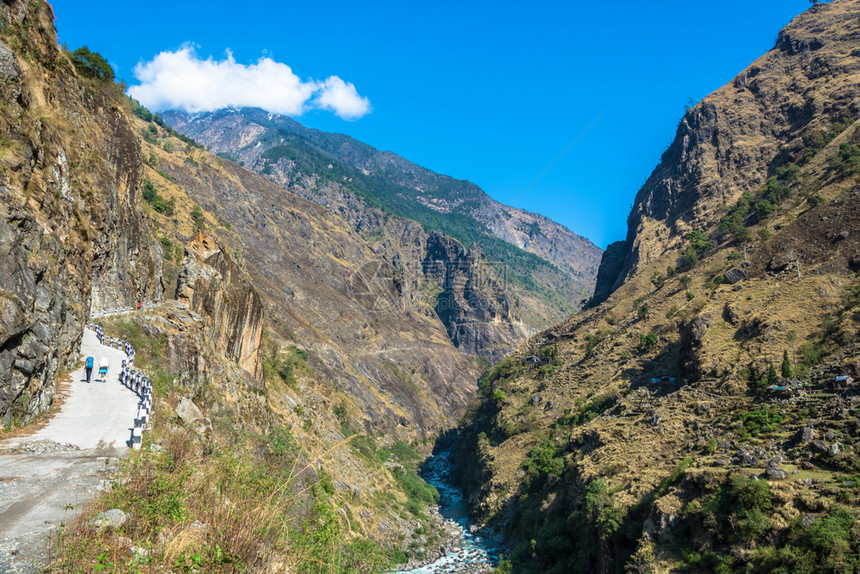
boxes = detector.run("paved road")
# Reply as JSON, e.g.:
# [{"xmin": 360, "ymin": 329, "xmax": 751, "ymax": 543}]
[{"xmin": 0, "ymin": 328, "xmax": 140, "ymax": 573}]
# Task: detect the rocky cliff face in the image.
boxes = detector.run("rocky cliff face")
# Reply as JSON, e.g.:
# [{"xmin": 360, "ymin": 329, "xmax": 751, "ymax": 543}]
[
  {"xmin": 600, "ymin": 0, "xmax": 860, "ymax": 297},
  {"xmin": 176, "ymin": 231, "xmax": 264, "ymax": 380},
  {"xmin": 138, "ymin": 135, "xmax": 482, "ymax": 437},
  {"xmin": 423, "ymin": 233, "xmax": 528, "ymax": 362},
  {"xmin": 0, "ymin": 0, "xmax": 160, "ymax": 424},
  {"xmin": 163, "ymin": 108, "xmax": 603, "ymax": 332},
  {"xmin": 457, "ymin": 2, "xmax": 860, "ymax": 572}
]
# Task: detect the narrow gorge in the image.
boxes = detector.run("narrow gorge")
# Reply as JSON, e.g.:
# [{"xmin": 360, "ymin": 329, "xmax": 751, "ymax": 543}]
[{"xmin": 2, "ymin": 0, "xmax": 860, "ymax": 573}]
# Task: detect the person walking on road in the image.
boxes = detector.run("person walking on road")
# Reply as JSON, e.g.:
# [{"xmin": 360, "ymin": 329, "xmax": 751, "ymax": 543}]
[
  {"xmin": 85, "ymin": 356, "xmax": 94, "ymax": 383},
  {"xmin": 98, "ymin": 356, "xmax": 109, "ymax": 382}
]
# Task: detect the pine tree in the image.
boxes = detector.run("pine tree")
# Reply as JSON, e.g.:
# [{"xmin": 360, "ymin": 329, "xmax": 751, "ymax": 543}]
[
  {"xmin": 767, "ymin": 363, "xmax": 779, "ymax": 386},
  {"xmin": 781, "ymin": 350, "xmax": 792, "ymax": 378}
]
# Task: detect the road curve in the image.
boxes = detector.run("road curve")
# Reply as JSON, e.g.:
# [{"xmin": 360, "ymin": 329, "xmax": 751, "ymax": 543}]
[{"xmin": 0, "ymin": 327, "xmax": 141, "ymax": 573}]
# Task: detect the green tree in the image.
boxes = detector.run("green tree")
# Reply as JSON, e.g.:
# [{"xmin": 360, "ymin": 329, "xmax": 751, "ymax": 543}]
[
  {"xmin": 637, "ymin": 304, "xmax": 649, "ymax": 320},
  {"xmin": 781, "ymin": 350, "xmax": 792, "ymax": 378},
  {"xmin": 638, "ymin": 333, "xmax": 658, "ymax": 354},
  {"xmin": 682, "ymin": 245, "xmax": 699, "ymax": 268},
  {"xmin": 686, "ymin": 230, "xmax": 713, "ymax": 255},
  {"xmin": 767, "ymin": 363, "xmax": 779, "ymax": 386},
  {"xmin": 70, "ymin": 47, "xmax": 115, "ymax": 81}
]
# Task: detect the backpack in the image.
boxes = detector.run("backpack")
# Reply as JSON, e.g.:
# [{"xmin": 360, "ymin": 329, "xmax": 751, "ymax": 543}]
[{"xmin": 85, "ymin": 356, "xmax": 94, "ymax": 369}]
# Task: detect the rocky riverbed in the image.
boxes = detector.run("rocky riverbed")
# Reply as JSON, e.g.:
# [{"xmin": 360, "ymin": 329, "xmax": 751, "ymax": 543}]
[{"xmin": 395, "ymin": 449, "xmax": 501, "ymax": 574}]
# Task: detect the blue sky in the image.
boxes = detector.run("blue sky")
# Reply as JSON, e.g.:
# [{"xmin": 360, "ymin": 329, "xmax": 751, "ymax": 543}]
[{"xmin": 50, "ymin": 0, "xmax": 812, "ymax": 248}]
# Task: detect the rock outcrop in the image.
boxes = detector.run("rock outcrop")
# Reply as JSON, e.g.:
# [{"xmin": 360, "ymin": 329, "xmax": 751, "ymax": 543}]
[
  {"xmin": 423, "ymin": 233, "xmax": 528, "ymax": 362},
  {"xmin": 176, "ymin": 231, "xmax": 263, "ymax": 379},
  {"xmin": 0, "ymin": 1, "xmax": 160, "ymax": 424},
  {"xmin": 599, "ymin": 0, "xmax": 860, "ymax": 296}
]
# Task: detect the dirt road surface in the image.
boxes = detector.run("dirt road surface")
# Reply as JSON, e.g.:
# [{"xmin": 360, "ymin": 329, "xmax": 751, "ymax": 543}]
[{"xmin": 0, "ymin": 328, "xmax": 140, "ymax": 573}]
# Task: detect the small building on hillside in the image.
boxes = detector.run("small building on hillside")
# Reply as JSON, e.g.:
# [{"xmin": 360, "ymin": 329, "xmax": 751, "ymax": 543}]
[{"xmin": 833, "ymin": 375, "xmax": 855, "ymax": 390}]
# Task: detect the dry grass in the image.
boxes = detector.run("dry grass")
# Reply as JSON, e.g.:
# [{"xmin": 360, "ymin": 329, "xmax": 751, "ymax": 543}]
[{"xmin": 50, "ymin": 416, "xmax": 389, "ymax": 574}]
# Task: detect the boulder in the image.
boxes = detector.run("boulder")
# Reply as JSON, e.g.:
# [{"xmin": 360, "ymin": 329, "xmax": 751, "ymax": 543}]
[
  {"xmin": 175, "ymin": 396, "xmax": 203, "ymax": 425},
  {"xmin": 766, "ymin": 468, "xmax": 788, "ymax": 480},
  {"xmin": 91, "ymin": 508, "xmax": 128, "ymax": 530},
  {"xmin": 723, "ymin": 303, "xmax": 741, "ymax": 326},
  {"xmin": 769, "ymin": 250, "xmax": 797, "ymax": 272},
  {"xmin": 689, "ymin": 314, "xmax": 712, "ymax": 344},
  {"xmin": 810, "ymin": 439, "xmax": 830, "ymax": 453},
  {"xmin": 724, "ymin": 268, "xmax": 747, "ymax": 284},
  {"xmin": 797, "ymin": 427, "xmax": 814, "ymax": 443}
]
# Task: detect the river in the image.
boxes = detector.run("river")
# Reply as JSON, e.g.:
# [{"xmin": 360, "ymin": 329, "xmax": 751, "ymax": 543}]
[{"xmin": 395, "ymin": 448, "xmax": 501, "ymax": 574}]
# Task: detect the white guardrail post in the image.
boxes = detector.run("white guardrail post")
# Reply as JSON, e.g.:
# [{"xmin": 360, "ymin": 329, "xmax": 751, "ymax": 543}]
[{"xmin": 89, "ymin": 308, "xmax": 153, "ymax": 450}]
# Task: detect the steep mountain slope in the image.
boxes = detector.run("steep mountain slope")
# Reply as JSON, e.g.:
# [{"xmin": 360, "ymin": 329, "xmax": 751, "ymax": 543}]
[
  {"xmin": 457, "ymin": 2, "xmax": 860, "ymax": 572},
  {"xmin": 0, "ymin": 2, "xmax": 491, "ymax": 570},
  {"xmin": 163, "ymin": 108, "xmax": 603, "ymax": 333},
  {"xmin": 138, "ymin": 130, "xmax": 481, "ymax": 436},
  {"xmin": 593, "ymin": 0, "xmax": 860, "ymax": 304},
  {"xmin": 0, "ymin": 0, "xmax": 161, "ymax": 426}
]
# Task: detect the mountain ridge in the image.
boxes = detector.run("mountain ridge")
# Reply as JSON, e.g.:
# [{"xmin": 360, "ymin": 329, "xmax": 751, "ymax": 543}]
[
  {"xmin": 163, "ymin": 107, "xmax": 603, "ymax": 336},
  {"xmin": 456, "ymin": 1, "xmax": 860, "ymax": 572},
  {"xmin": 165, "ymin": 106, "xmax": 599, "ymax": 283}
]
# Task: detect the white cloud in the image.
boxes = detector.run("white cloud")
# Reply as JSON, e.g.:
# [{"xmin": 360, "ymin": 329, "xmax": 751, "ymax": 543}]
[
  {"xmin": 127, "ymin": 45, "xmax": 370, "ymax": 120},
  {"xmin": 317, "ymin": 76, "xmax": 371, "ymax": 120}
]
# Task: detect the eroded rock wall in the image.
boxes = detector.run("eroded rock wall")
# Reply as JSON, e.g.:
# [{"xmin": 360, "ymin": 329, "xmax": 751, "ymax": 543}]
[
  {"xmin": 176, "ymin": 231, "xmax": 264, "ymax": 380},
  {"xmin": 0, "ymin": 1, "xmax": 160, "ymax": 423}
]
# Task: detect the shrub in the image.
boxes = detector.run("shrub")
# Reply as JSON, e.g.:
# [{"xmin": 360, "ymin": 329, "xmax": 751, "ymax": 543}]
[
  {"xmin": 686, "ymin": 230, "xmax": 713, "ymax": 255},
  {"xmin": 800, "ymin": 340, "xmax": 822, "ymax": 367},
  {"xmin": 191, "ymin": 205, "xmax": 205, "ymax": 228},
  {"xmin": 160, "ymin": 237, "xmax": 173, "ymax": 260},
  {"xmin": 523, "ymin": 443, "xmax": 564, "ymax": 478},
  {"xmin": 835, "ymin": 141, "xmax": 860, "ymax": 175},
  {"xmin": 638, "ymin": 333, "xmax": 658, "ymax": 354},
  {"xmin": 705, "ymin": 438, "xmax": 717, "ymax": 454},
  {"xmin": 736, "ymin": 406, "xmax": 784, "ymax": 438},
  {"xmin": 807, "ymin": 194, "xmax": 825, "ymax": 207},
  {"xmin": 141, "ymin": 179, "xmax": 175, "ymax": 215},
  {"xmin": 682, "ymin": 246, "xmax": 699, "ymax": 268},
  {"xmin": 754, "ymin": 199, "xmax": 775, "ymax": 220}
]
